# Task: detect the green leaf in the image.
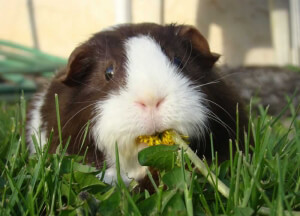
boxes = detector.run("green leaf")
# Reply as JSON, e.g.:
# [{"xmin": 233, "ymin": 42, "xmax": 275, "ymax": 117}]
[
  {"xmin": 64, "ymin": 171, "xmax": 106, "ymax": 191},
  {"xmin": 162, "ymin": 167, "xmax": 191, "ymax": 190},
  {"xmin": 162, "ymin": 192, "xmax": 186, "ymax": 216},
  {"xmin": 138, "ymin": 145, "xmax": 179, "ymax": 170},
  {"xmin": 94, "ymin": 186, "xmax": 115, "ymax": 201},
  {"xmin": 60, "ymin": 183, "xmax": 77, "ymax": 206},
  {"xmin": 98, "ymin": 192, "xmax": 121, "ymax": 216},
  {"xmin": 218, "ymin": 160, "xmax": 230, "ymax": 180},
  {"xmin": 74, "ymin": 171, "xmax": 106, "ymax": 189},
  {"xmin": 60, "ymin": 157, "xmax": 97, "ymax": 174},
  {"xmin": 137, "ymin": 193, "xmax": 159, "ymax": 215},
  {"xmin": 138, "ymin": 190, "xmax": 182, "ymax": 215}
]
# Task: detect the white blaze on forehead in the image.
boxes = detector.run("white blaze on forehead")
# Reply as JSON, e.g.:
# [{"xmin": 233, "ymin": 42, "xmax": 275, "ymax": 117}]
[{"xmin": 124, "ymin": 36, "xmax": 182, "ymax": 95}]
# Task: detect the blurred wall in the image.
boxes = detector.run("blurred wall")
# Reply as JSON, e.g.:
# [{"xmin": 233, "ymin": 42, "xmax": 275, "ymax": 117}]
[{"xmin": 0, "ymin": 0, "xmax": 289, "ymax": 66}]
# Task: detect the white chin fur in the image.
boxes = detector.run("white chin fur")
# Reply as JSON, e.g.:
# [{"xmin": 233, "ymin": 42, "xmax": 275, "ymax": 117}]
[{"xmin": 92, "ymin": 35, "xmax": 208, "ymax": 184}]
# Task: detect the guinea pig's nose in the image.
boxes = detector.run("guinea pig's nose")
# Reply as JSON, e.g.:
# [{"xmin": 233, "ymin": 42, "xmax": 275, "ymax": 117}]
[{"xmin": 135, "ymin": 97, "xmax": 165, "ymax": 109}]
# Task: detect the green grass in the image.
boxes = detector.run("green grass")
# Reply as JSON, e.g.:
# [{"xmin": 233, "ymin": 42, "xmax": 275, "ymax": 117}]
[{"xmin": 0, "ymin": 96, "xmax": 300, "ymax": 215}]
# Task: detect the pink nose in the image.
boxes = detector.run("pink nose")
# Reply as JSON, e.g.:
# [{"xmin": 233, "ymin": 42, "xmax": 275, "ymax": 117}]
[{"xmin": 135, "ymin": 97, "xmax": 165, "ymax": 109}]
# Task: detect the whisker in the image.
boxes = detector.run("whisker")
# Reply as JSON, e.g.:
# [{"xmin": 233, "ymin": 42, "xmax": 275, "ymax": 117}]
[
  {"xmin": 181, "ymin": 40, "xmax": 193, "ymax": 71},
  {"xmin": 73, "ymin": 99, "xmax": 102, "ymax": 104},
  {"xmin": 62, "ymin": 102, "xmax": 99, "ymax": 131},
  {"xmin": 193, "ymin": 80, "xmax": 220, "ymax": 88},
  {"xmin": 201, "ymin": 98, "xmax": 236, "ymax": 123},
  {"xmin": 206, "ymin": 110, "xmax": 235, "ymax": 136},
  {"xmin": 216, "ymin": 70, "xmax": 246, "ymax": 80},
  {"xmin": 74, "ymin": 121, "xmax": 90, "ymax": 151},
  {"xmin": 190, "ymin": 69, "xmax": 244, "ymax": 89}
]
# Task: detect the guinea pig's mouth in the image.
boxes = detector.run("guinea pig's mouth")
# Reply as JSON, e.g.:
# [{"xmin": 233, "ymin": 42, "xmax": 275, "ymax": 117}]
[{"xmin": 135, "ymin": 129, "xmax": 187, "ymax": 147}]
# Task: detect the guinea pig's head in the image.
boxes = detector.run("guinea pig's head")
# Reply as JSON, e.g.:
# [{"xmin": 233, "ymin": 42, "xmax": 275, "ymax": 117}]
[{"xmin": 61, "ymin": 23, "xmax": 219, "ymax": 162}]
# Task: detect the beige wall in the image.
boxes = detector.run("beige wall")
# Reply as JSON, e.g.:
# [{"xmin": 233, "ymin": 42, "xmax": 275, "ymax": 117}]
[
  {"xmin": 0, "ymin": 0, "xmax": 287, "ymax": 66},
  {"xmin": 0, "ymin": 0, "xmax": 115, "ymax": 59}
]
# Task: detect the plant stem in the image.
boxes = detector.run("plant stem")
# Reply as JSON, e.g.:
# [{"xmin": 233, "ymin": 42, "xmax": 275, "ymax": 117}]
[{"xmin": 171, "ymin": 131, "xmax": 230, "ymax": 198}]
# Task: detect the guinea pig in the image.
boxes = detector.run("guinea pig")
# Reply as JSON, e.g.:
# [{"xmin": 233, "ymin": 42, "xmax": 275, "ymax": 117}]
[{"xmin": 26, "ymin": 23, "xmax": 248, "ymax": 185}]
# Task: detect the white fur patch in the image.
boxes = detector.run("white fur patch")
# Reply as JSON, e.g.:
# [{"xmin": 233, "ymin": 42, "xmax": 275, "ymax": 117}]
[
  {"xmin": 26, "ymin": 91, "xmax": 47, "ymax": 153},
  {"xmin": 92, "ymin": 36, "xmax": 208, "ymax": 184}
]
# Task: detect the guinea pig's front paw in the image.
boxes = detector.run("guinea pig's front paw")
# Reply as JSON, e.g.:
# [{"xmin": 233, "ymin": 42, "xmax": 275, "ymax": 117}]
[{"xmin": 96, "ymin": 167, "xmax": 133, "ymax": 186}]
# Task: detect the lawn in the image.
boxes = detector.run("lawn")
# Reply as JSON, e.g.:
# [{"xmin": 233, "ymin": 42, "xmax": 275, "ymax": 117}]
[{"xmin": 0, "ymin": 95, "xmax": 299, "ymax": 215}]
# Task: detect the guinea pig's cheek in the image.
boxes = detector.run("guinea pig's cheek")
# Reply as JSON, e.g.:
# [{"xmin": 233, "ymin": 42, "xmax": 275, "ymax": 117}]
[
  {"xmin": 156, "ymin": 91, "xmax": 208, "ymax": 137},
  {"xmin": 94, "ymin": 96, "xmax": 149, "ymax": 144}
]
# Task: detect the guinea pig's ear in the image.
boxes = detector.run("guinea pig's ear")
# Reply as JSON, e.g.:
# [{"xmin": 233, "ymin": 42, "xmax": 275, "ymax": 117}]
[
  {"xmin": 61, "ymin": 44, "xmax": 93, "ymax": 86},
  {"xmin": 177, "ymin": 25, "xmax": 220, "ymax": 68}
]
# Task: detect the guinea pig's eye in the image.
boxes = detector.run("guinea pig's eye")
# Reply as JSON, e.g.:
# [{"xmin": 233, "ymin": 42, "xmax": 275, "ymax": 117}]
[
  {"xmin": 173, "ymin": 56, "xmax": 183, "ymax": 68},
  {"xmin": 105, "ymin": 65, "xmax": 114, "ymax": 81}
]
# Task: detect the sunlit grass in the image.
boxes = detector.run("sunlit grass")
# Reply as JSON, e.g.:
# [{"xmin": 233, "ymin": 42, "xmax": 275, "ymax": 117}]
[{"xmin": 0, "ymin": 96, "xmax": 299, "ymax": 215}]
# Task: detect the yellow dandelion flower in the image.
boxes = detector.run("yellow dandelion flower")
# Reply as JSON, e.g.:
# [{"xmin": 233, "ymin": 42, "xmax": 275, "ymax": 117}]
[{"xmin": 136, "ymin": 130, "xmax": 188, "ymax": 146}]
